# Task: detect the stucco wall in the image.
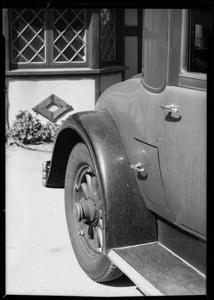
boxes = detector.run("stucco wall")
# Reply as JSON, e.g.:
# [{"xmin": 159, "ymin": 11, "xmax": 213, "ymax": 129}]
[{"xmin": 8, "ymin": 78, "xmax": 95, "ymax": 126}]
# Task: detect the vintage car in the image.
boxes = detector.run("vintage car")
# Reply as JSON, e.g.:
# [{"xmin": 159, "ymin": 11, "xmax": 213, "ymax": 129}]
[{"xmin": 42, "ymin": 8, "xmax": 212, "ymax": 295}]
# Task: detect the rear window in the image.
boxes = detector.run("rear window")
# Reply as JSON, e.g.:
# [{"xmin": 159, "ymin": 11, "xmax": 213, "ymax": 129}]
[{"xmin": 189, "ymin": 9, "xmax": 212, "ymax": 73}]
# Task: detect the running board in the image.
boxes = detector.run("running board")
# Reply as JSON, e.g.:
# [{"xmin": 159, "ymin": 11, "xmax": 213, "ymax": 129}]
[{"xmin": 108, "ymin": 242, "xmax": 206, "ymax": 296}]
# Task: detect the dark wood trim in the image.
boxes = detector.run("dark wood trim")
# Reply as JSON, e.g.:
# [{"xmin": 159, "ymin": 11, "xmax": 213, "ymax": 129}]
[
  {"xmin": 2, "ymin": 9, "xmax": 9, "ymax": 72},
  {"xmin": 5, "ymin": 77, "xmax": 10, "ymax": 130},
  {"xmin": 87, "ymin": 10, "xmax": 100, "ymax": 69},
  {"xmin": 138, "ymin": 9, "xmax": 143, "ymax": 74},
  {"xmin": 121, "ymin": 69, "xmax": 126, "ymax": 81},
  {"xmin": 124, "ymin": 10, "xmax": 143, "ymax": 75},
  {"xmin": 8, "ymin": 9, "xmax": 13, "ymax": 71},
  {"xmin": 117, "ymin": 9, "xmax": 125, "ymax": 67},
  {"xmin": 94, "ymin": 75, "xmax": 100, "ymax": 102},
  {"xmin": 6, "ymin": 65, "xmax": 128, "ymax": 78},
  {"xmin": 125, "ymin": 26, "xmax": 140, "ymax": 36}
]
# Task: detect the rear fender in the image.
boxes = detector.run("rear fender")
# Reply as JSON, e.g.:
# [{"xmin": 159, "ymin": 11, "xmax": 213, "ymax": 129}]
[{"xmin": 46, "ymin": 110, "xmax": 157, "ymax": 252}]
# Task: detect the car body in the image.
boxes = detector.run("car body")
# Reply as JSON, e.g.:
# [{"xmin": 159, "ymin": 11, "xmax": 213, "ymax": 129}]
[{"xmin": 43, "ymin": 8, "xmax": 212, "ymax": 295}]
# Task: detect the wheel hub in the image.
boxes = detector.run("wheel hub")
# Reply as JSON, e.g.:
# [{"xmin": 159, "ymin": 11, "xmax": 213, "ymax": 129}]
[
  {"xmin": 73, "ymin": 164, "xmax": 103, "ymax": 252},
  {"xmin": 74, "ymin": 197, "xmax": 96, "ymax": 222}
]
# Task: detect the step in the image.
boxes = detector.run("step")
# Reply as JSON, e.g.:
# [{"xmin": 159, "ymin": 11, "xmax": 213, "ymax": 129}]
[{"xmin": 108, "ymin": 242, "xmax": 206, "ymax": 296}]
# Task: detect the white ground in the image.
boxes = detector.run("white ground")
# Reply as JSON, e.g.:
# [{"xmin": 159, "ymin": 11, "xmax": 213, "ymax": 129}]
[{"xmin": 5, "ymin": 145, "xmax": 143, "ymax": 297}]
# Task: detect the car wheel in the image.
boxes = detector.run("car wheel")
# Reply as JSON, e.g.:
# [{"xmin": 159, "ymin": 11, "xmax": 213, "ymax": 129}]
[{"xmin": 65, "ymin": 142, "xmax": 122, "ymax": 282}]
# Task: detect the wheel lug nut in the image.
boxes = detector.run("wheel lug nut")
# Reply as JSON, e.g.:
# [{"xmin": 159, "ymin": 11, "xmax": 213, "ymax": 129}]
[
  {"xmin": 87, "ymin": 167, "xmax": 92, "ymax": 173},
  {"xmin": 97, "ymin": 247, "xmax": 102, "ymax": 254},
  {"xmin": 74, "ymin": 202, "xmax": 83, "ymax": 221},
  {"xmin": 74, "ymin": 184, "xmax": 79, "ymax": 192},
  {"xmin": 79, "ymin": 230, "xmax": 84, "ymax": 237}
]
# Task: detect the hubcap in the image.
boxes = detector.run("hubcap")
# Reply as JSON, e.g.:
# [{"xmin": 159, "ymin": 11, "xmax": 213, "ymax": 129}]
[
  {"xmin": 73, "ymin": 166, "xmax": 103, "ymax": 256},
  {"xmin": 73, "ymin": 198, "xmax": 95, "ymax": 222}
]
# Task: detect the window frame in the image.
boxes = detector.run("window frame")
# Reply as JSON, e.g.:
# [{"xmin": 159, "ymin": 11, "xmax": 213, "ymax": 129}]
[
  {"xmin": 49, "ymin": 9, "xmax": 89, "ymax": 68},
  {"xmin": 179, "ymin": 9, "xmax": 207, "ymax": 90},
  {"xmin": 9, "ymin": 9, "xmax": 49, "ymax": 69},
  {"xmin": 168, "ymin": 9, "xmax": 207, "ymax": 90},
  {"xmin": 9, "ymin": 8, "xmax": 90, "ymax": 70},
  {"xmin": 8, "ymin": 8, "xmax": 124, "ymax": 71},
  {"xmin": 188, "ymin": 8, "xmax": 212, "ymax": 74},
  {"xmin": 99, "ymin": 9, "xmax": 124, "ymax": 68}
]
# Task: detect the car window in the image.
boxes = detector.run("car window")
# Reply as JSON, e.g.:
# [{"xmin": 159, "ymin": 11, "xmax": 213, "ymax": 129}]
[{"xmin": 189, "ymin": 9, "xmax": 212, "ymax": 73}]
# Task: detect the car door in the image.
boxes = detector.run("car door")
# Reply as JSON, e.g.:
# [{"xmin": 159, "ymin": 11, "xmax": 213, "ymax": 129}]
[
  {"xmin": 158, "ymin": 9, "xmax": 211, "ymax": 238},
  {"xmin": 159, "ymin": 87, "xmax": 206, "ymax": 237}
]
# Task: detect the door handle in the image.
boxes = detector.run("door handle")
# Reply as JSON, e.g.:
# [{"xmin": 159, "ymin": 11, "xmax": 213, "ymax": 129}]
[
  {"xmin": 130, "ymin": 162, "xmax": 146, "ymax": 174},
  {"xmin": 160, "ymin": 103, "xmax": 179, "ymax": 113}
]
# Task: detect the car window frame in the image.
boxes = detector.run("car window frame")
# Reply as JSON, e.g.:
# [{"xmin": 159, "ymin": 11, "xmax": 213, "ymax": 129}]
[{"xmin": 179, "ymin": 9, "xmax": 207, "ymax": 90}]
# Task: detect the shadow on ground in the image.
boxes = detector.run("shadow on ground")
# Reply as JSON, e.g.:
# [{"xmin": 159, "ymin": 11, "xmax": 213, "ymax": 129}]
[
  {"xmin": 102, "ymin": 274, "xmax": 135, "ymax": 288},
  {"xmin": 103, "ymin": 275, "xmax": 144, "ymax": 295}
]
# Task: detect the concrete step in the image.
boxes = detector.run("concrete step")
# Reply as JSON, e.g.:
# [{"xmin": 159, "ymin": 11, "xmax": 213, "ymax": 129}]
[{"xmin": 108, "ymin": 242, "xmax": 206, "ymax": 296}]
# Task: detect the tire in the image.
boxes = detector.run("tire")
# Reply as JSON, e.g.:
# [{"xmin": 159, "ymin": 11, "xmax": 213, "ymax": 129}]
[{"xmin": 65, "ymin": 142, "xmax": 122, "ymax": 282}]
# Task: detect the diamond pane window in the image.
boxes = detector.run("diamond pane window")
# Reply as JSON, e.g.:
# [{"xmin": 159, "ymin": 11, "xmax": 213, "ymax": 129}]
[
  {"xmin": 8, "ymin": 8, "xmax": 123, "ymax": 70},
  {"xmin": 100, "ymin": 9, "xmax": 116, "ymax": 62},
  {"xmin": 53, "ymin": 9, "xmax": 86, "ymax": 63},
  {"xmin": 11, "ymin": 9, "xmax": 46, "ymax": 64}
]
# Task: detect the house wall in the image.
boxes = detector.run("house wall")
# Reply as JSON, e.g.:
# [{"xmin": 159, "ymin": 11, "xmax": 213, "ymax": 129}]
[
  {"xmin": 125, "ymin": 37, "xmax": 138, "ymax": 79},
  {"xmin": 4, "ymin": 9, "xmax": 141, "ymax": 128},
  {"xmin": 7, "ymin": 78, "xmax": 96, "ymax": 125},
  {"xmin": 100, "ymin": 74, "xmax": 122, "ymax": 95},
  {"xmin": 124, "ymin": 9, "xmax": 141, "ymax": 79}
]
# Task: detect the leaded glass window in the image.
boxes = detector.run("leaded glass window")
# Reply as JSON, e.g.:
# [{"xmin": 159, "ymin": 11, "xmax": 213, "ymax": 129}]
[
  {"xmin": 10, "ymin": 8, "xmax": 87, "ymax": 67},
  {"xmin": 11, "ymin": 9, "xmax": 46, "ymax": 64},
  {"xmin": 53, "ymin": 9, "xmax": 86, "ymax": 63},
  {"xmin": 9, "ymin": 8, "xmax": 123, "ymax": 70},
  {"xmin": 100, "ymin": 9, "xmax": 116, "ymax": 62}
]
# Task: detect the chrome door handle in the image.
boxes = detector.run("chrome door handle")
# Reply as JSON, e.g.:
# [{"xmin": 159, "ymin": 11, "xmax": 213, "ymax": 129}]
[
  {"xmin": 130, "ymin": 162, "xmax": 146, "ymax": 174},
  {"xmin": 160, "ymin": 103, "xmax": 179, "ymax": 113}
]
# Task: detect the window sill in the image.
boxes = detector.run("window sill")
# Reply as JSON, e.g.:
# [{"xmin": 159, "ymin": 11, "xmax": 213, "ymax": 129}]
[
  {"xmin": 179, "ymin": 68, "xmax": 207, "ymax": 90},
  {"xmin": 6, "ymin": 66, "xmax": 128, "ymax": 77}
]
